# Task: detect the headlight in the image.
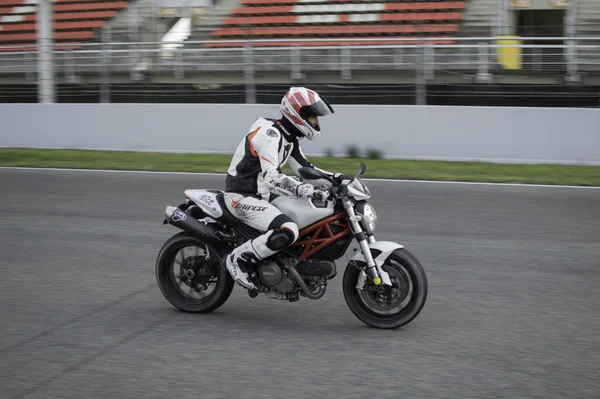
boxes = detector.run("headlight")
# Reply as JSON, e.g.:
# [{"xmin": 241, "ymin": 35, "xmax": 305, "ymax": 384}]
[{"xmin": 357, "ymin": 202, "xmax": 377, "ymax": 233}]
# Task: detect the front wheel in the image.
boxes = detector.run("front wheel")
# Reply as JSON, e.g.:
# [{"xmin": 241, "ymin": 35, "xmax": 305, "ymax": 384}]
[
  {"xmin": 343, "ymin": 248, "xmax": 428, "ymax": 329},
  {"xmin": 156, "ymin": 232, "xmax": 234, "ymax": 313}
]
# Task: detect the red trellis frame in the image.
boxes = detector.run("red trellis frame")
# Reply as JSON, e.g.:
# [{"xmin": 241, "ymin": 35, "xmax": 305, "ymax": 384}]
[{"xmin": 292, "ymin": 212, "xmax": 352, "ymax": 260}]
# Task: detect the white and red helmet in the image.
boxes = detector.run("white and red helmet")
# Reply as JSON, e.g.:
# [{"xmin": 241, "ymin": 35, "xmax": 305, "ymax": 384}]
[{"xmin": 280, "ymin": 87, "xmax": 334, "ymax": 140}]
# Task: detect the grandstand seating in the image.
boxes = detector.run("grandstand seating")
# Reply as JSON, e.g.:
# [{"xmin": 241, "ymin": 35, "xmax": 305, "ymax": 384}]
[
  {"xmin": 0, "ymin": 1, "xmax": 468, "ymax": 50},
  {"xmin": 0, "ymin": 0, "xmax": 129, "ymax": 50},
  {"xmin": 200, "ymin": 0, "xmax": 468, "ymax": 47}
]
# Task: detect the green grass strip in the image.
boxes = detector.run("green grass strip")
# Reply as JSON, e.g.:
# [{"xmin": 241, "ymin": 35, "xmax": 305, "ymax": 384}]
[{"xmin": 1, "ymin": 148, "xmax": 599, "ymax": 186}]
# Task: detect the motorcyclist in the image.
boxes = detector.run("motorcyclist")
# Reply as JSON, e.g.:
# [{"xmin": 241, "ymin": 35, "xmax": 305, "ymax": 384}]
[{"xmin": 223, "ymin": 86, "xmax": 344, "ymax": 290}]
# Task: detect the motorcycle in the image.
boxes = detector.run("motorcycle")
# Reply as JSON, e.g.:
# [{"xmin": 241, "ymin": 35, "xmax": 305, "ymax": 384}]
[{"xmin": 155, "ymin": 163, "xmax": 428, "ymax": 329}]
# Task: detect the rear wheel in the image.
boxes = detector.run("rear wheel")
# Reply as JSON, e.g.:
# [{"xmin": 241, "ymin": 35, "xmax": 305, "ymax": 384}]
[
  {"xmin": 343, "ymin": 248, "xmax": 428, "ymax": 329},
  {"xmin": 156, "ymin": 232, "xmax": 234, "ymax": 313}
]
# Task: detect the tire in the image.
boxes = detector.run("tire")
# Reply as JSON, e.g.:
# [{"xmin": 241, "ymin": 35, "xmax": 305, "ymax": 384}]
[
  {"xmin": 156, "ymin": 232, "xmax": 234, "ymax": 313},
  {"xmin": 343, "ymin": 248, "xmax": 428, "ymax": 329}
]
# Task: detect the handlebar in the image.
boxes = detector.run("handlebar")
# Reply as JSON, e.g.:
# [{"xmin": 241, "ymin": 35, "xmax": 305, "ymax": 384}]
[
  {"xmin": 328, "ymin": 183, "xmax": 348, "ymax": 200},
  {"xmin": 311, "ymin": 181, "xmax": 348, "ymax": 202},
  {"xmin": 298, "ymin": 165, "xmax": 366, "ymax": 202}
]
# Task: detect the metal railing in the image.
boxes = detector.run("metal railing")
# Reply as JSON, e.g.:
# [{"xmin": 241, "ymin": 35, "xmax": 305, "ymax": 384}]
[
  {"xmin": 1, "ymin": 37, "xmax": 598, "ymax": 77},
  {"xmin": 1, "ymin": 36, "xmax": 599, "ymax": 103}
]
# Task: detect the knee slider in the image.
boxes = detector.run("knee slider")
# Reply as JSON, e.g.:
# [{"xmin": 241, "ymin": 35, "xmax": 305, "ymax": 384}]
[{"xmin": 266, "ymin": 221, "xmax": 299, "ymax": 251}]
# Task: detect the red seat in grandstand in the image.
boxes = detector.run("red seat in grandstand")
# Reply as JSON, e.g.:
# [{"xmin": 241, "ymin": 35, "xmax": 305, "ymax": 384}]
[
  {"xmin": 0, "ymin": 0, "xmax": 129, "ymax": 51},
  {"xmin": 202, "ymin": 0, "xmax": 467, "ymax": 47}
]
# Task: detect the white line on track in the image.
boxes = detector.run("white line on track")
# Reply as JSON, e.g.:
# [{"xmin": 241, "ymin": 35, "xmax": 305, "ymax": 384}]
[{"xmin": 0, "ymin": 166, "xmax": 599, "ymax": 190}]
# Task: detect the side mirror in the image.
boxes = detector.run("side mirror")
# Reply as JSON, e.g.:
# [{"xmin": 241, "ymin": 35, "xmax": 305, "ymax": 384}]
[
  {"xmin": 358, "ymin": 163, "xmax": 366, "ymax": 175},
  {"xmin": 351, "ymin": 163, "xmax": 367, "ymax": 181}
]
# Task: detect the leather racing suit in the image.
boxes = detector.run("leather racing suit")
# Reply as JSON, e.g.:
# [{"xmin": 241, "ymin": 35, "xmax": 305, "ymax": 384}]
[{"xmin": 223, "ymin": 116, "xmax": 335, "ymax": 290}]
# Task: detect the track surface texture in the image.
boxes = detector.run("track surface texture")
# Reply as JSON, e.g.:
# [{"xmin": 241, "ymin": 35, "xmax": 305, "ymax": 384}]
[{"xmin": 1, "ymin": 169, "xmax": 599, "ymax": 399}]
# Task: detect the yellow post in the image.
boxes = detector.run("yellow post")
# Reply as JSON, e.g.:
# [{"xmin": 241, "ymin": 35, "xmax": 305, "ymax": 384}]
[{"xmin": 496, "ymin": 35, "xmax": 522, "ymax": 70}]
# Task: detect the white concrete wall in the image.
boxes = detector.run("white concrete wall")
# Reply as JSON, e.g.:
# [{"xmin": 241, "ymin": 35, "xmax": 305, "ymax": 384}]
[{"xmin": 1, "ymin": 103, "xmax": 599, "ymax": 164}]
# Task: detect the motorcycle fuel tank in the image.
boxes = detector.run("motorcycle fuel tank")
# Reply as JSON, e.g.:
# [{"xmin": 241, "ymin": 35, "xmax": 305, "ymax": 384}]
[{"xmin": 270, "ymin": 195, "xmax": 335, "ymax": 229}]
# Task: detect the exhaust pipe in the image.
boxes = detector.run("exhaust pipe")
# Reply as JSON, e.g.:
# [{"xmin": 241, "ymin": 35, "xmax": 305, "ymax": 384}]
[
  {"xmin": 286, "ymin": 263, "xmax": 327, "ymax": 300},
  {"xmin": 165, "ymin": 206, "xmax": 224, "ymax": 248}
]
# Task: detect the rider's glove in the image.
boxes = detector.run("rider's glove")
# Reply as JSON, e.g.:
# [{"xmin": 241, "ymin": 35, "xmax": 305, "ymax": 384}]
[
  {"xmin": 296, "ymin": 183, "xmax": 329, "ymax": 202},
  {"xmin": 296, "ymin": 183, "xmax": 315, "ymax": 200},
  {"xmin": 311, "ymin": 189, "xmax": 329, "ymax": 202}
]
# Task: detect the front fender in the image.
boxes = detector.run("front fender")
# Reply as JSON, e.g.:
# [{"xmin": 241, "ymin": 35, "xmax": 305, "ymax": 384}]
[
  {"xmin": 350, "ymin": 241, "xmax": 404, "ymax": 286},
  {"xmin": 351, "ymin": 241, "xmax": 404, "ymax": 267}
]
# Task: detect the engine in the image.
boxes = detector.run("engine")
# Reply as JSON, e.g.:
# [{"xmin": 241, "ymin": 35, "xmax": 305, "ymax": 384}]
[
  {"xmin": 295, "ymin": 259, "xmax": 337, "ymax": 279},
  {"xmin": 258, "ymin": 260, "xmax": 296, "ymax": 294},
  {"xmin": 256, "ymin": 259, "xmax": 336, "ymax": 301}
]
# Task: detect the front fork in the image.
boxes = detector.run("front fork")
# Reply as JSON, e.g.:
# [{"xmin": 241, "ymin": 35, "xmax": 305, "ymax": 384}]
[{"xmin": 344, "ymin": 200, "xmax": 392, "ymax": 288}]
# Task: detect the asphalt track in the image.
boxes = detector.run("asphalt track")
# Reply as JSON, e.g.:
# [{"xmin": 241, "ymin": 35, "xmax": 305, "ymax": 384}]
[{"xmin": 1, "ymin": 168, "xmax": 599, "ymax": 399}]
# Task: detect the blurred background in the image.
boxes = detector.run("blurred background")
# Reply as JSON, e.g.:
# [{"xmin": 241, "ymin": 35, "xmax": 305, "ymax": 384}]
[
  {"xmin": 0, "ymin": 0, "xmax": 598, "ymax": 107},
  {"xmin": 2, "ymin": 4, "xmax": 600, "ymax": 399}
]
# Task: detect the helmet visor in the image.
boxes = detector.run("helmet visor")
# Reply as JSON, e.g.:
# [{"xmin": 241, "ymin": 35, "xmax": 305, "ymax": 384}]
[{"xmin": 300, "ymin": 99, "xmax": 334, "ymax": 119}]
